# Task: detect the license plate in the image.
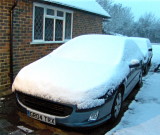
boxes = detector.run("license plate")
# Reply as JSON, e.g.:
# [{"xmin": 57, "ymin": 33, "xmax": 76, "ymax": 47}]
[{"xmin": 27, "ymin": 110, "xmax": 55, "ymax": 125}]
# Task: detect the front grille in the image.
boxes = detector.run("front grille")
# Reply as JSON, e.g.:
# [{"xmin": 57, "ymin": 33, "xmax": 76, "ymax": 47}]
[{"xmin": 16, "ymin": 91, "xmax": 73, "ymax": 117}]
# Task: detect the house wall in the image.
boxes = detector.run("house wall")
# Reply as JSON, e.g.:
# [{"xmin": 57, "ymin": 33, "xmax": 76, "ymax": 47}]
[
  {"xmin": 0, "ymin": 0, "xmax": 103, "ymax": 91},
  {"xmin": 0, "ymin": 0, "xmax": 13, "ymax": 91},
  {"xmin": 73, "ymin": 10, "xmax": 103, "ymax": 37}
]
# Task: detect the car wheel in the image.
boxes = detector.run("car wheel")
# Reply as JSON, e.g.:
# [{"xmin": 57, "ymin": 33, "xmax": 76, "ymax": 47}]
[
  {"xmin": 137, "ymin": 72, "xmax": 143, "ymax": 88},
  {"xmin": 111, "ymin": 88, "xmax": 123, "ymax": 121}
]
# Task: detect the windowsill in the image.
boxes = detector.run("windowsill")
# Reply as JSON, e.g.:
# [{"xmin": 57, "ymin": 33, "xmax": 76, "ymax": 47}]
[{"xmin": 30, "ymin": 40, "xmax": 69, "ymax": 45}]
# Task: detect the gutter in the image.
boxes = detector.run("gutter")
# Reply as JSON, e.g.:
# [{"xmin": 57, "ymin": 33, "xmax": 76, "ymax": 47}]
[{"xmin": 10, "ymin": 0, "xmax": 18, "ymax": 85}]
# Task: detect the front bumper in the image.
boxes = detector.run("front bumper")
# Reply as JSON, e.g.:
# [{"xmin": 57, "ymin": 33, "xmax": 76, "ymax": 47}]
[{"xmin": 16, "ymin": 93, "xmax": 114, "ymax": 128}]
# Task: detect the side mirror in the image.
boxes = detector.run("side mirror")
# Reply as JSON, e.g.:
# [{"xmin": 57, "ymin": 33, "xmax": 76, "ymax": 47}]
[{"xmin": 129, "ymin": 59, "xmax": 140, "ymax": 68}]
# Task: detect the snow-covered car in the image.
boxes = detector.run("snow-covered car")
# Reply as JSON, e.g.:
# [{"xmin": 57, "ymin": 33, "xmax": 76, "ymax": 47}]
[
  {"xmin": 130, "ymin": 37, "xmax": 152, "ymax": 74},
  {"xmin": 147, "ymin": 40, "xmax": 153, "ymax": 63},
  {"xmin": 151, "ymin": 44, "xmax": 160, "ymax": 72},
  {"xmin": 12, "ymin": 35, "xmax": 143, "ymax": 127}
]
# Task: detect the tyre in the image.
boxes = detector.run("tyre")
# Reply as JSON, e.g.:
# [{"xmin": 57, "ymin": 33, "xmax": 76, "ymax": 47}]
[{"xmin": 110, "ymin": 88, "xmax": 123, "ymax": 121}]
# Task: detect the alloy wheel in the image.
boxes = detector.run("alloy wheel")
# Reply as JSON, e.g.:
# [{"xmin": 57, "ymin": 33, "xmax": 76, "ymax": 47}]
[{"xmin": 113, "ymin": 92, "xmax": 122, "ymax": 118}]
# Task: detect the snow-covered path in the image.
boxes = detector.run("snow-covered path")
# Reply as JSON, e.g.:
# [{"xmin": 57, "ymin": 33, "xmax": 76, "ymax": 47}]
[
  {"xmin": 106, "ymin": 71, "xmax": 160, "ymax": 135},
  {"xmin": 106, "ymin": 44, "xmax": 160, "ymax": 135}
]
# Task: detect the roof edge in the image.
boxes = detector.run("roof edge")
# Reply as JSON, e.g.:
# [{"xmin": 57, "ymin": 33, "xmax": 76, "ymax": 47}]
[{"xmin": 39, "ymin": 0, "xmax": 110, "ymax": 18}]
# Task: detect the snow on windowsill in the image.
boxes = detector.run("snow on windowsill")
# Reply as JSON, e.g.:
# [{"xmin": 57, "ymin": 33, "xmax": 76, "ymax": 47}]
[{"xmin": 30, "ymin": 40, "xmax": 69, "ymax": 45}]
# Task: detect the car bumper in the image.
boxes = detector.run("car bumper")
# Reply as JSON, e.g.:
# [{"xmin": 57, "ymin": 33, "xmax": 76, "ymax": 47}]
[{"xmin": 16, "ymin": 96, "xmax": 113, "ymax": 128}]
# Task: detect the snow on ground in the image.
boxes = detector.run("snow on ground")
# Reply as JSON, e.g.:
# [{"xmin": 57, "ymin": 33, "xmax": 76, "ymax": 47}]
[{"xmin": 106, "ymin": 44, "xmax": 160, "ymax": 135}]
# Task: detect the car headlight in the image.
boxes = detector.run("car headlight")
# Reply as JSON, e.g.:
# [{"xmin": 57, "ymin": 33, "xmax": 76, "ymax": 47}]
[
  {"xmin": 96, "ymin": 88, "xmax": 116, "ymax": 102},
  {"xmin": 104, "ymin": 88, "xmax": 116, "ymax": 100}
]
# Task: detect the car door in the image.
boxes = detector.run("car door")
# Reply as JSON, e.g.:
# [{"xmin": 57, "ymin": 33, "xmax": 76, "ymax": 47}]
[{"xmin": 124, "ymin": 61, "xmax": 141, "ymax": 98}]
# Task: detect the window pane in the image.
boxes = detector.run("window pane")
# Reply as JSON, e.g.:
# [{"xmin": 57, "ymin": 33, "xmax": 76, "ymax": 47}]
[
  {"xmin": 55, "ymin": 20, "xmax": 63, "ymax": 41},
  {"xmin": 47, "ymin": 9, "xmax": 54, "ymax": 16},
  {"xmin": 65, "ymin": 13, "xmax": 72, "ymax": 39},
  {"xmin": 57, "ymin": 11, "xmax": 64, "ymax": 17},
  {"xmin": 45, "ymin": 18, "xmax": 54, "ymax": 41},
  {"xmin": 34, "ymin": 6, "xmax": 44, "ymax": 40}
]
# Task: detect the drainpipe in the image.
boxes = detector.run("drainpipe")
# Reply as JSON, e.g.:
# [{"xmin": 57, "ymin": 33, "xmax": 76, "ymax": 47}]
[{"xmin": 10, "ymin": 0, "xmax": 18, "ymax": 85}]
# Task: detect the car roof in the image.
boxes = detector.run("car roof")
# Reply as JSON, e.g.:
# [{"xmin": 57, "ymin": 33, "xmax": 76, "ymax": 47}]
[
  {"xmin": 52, "ymin": 34, "xmax": 142, "ymax": 65},
  {"xmin": 130, "ymin": 37, "xmax": 152, "ymax": 49},
  {"xmin": 130, "ymin": 37, "xmax": 149, "ymax": 56}
]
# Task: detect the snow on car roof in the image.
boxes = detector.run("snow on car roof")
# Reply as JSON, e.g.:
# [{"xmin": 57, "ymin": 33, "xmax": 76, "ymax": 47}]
[
  {"xmin": 43, "ymin": 0, "xmax": 110, "ymax": 17},
  {"xmin": 12, "ymin": 35, "xmax": 143, "ymax": 109},
  {"xmin": 130, "ymin": 37, "xmax": 149, "ymax": 60},
  {"xmin": 53, "ymin": 35, "xmax": 125, "ymax": 65},
  {"xmin": 131, "ymin": 37, "xmax": 152, "ymax": 49}
]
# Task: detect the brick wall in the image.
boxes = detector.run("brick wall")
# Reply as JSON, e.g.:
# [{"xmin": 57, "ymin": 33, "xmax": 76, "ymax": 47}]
[
  {"xmin": 73, "ymin": 10, "xmax": 103, "ymax": 37},
  {"xmin": 0, "ymin": 0, "xmax": 103, "ymax": 91},
  {"xmin": 0, "ymin": 0, "xmax": 13, "ymax": 91}
]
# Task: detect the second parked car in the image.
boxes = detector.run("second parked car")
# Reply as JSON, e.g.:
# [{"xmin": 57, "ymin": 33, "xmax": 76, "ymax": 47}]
[{"xmin": 130, "ymin": 37, "xmax": 152, "ymax": 74}]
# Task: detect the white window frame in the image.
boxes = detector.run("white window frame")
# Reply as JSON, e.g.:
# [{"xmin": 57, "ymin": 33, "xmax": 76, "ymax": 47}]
[{"xmin": 31, "ymin": 3, "xmax": 73, "ymax": 44}]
